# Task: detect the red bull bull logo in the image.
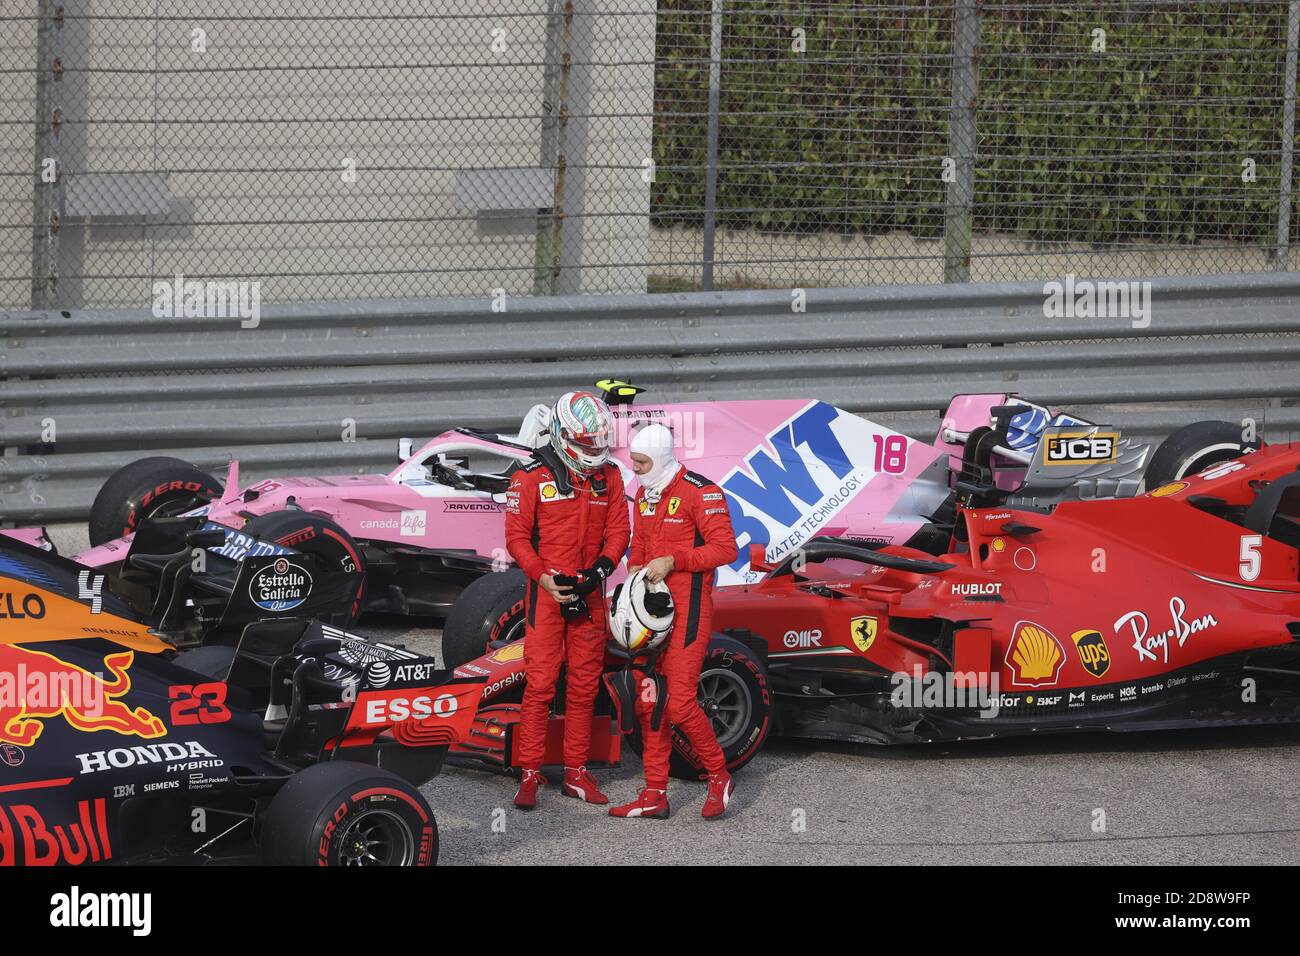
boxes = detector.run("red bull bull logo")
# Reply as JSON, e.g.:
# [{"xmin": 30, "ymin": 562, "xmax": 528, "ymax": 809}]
[
  {"xmin": 0, "ymin": 647, "xmax": 166, "ymax": 748},
  {"xmin": 0, "ymin": 798, "xmax": 114, "ymax": 866}
]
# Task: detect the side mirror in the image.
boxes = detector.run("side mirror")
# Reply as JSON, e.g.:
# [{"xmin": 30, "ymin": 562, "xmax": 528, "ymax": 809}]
[{"xmin": 399, "ymin": 437, "xmax": 413, "ymax": 461}]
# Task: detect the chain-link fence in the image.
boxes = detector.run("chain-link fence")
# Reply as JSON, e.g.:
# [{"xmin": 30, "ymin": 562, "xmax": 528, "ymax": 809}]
[{"xmin": 3, "ymin": 0, "xmax": 1297, "ymax": 310}]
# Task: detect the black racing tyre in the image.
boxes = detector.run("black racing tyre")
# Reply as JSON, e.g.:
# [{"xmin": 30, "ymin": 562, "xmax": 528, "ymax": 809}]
[
  {"xmin": 1144, "ymin": 420, "xmax": 1260, "ymax": 488},
  {"xmin": 628, "ymin": 633, "xmax": 772, "ymax": 781},
  {"xmin": 241, "ymin": 509, "xmax": 367, "ymax": 624},
  {"xmin": 261, "ymin": 761, "xmax": 437, "ymax": 867},
  {"xmin": 88, "ymin": 456, "xmax": 223, "ymax": 547},
  {"xmin": 440, "ymin": 568, "xmax": 527, "ymax": 669}
]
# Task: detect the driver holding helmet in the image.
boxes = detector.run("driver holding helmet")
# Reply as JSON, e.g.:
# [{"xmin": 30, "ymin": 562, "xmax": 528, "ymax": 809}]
[
  {"xmin": 608, "ymin": 421, "xmax": 738, "ymax": 820},
  {"xmin": 504, "ymin": 390, "xmax": 630, "ymax": 810}
]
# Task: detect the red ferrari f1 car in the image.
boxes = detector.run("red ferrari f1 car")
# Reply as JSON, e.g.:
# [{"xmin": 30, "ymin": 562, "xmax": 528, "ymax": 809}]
[{"xmin": 448, "ymin": 440, "xmax": 1299, "ymax": 778}]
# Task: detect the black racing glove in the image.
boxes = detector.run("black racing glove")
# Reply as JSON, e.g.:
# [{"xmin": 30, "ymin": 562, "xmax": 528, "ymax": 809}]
[
  {"xmin": 643, "ymin": 590, "xmax": 673, "ymax": 616},
  {"xmin": 567, "ymin": 556, "xmax": 616, "ymax": 597}
]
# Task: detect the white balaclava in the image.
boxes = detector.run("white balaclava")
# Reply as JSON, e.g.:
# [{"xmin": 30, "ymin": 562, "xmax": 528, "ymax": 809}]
[{"xmin": 630, "ymin": 423, "xmax": 681, "ymax": 501}]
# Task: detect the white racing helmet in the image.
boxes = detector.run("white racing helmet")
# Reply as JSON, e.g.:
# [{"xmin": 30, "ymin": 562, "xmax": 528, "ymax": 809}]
[{"xmin": 607, "ymin": 568, "xmax": 674, "ymax": 655}]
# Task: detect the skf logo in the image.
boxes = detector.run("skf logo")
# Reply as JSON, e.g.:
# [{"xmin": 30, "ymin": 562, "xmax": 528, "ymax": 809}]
[
  {"xmin": 667, "ymin": 497, "xmax": 682, "ymax": 515},
  {"xmin": 782, "ymin": 628, "xmax": 822, "ymax": 649},
  {"xmin": 1071, "ymin": 628, "xmax": 1111, "ymax": 678},
  {"xmin": 850, "ymin": 616, "xmax": 878, "ymax": 653},
  {"xmin": 1043, "ymin": 431, "xmax": 1119, "ymax": 466},
  {"xmin": 1004, "ymin": 621, "xmax": 1065, "ymax": 687}
]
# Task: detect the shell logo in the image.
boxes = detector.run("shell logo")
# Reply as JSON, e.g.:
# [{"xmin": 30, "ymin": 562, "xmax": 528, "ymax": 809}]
[
  {"xmin": 991, "ymin": 537, "xmax": 1006, "ymax": 553},
  {"xmin": 488, "ymin": 642, "xmax": 526, "ymax": 664},
  {"xmin": 1004, "ymin": 621, "xmax": 1065, "ymax": 687},
  {"xmin": 1149, "ymin": 481, "xmax": 1188, "ymax": 498},
  {"xmin": 541, "ymin": 482, "xmax": 558, "ymax": 500}
]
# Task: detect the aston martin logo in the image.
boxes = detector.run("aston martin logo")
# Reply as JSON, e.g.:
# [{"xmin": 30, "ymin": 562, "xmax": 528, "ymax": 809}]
[
  {"xmin": 850, "ymin": 616, "xmax": 878, "ymax": 653},
  {"xmin": 1005, "ymin": 621, "xmax": 1065, "ymax": 687}
]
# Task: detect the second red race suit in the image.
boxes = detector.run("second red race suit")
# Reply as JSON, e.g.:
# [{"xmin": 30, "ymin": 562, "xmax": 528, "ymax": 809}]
[
  {"xmin": 629, "ymin": 468, "xmax": 738, "ymax": 788},
  {"xmin": 505, "ymin": 454, "xmax": 630, "ymax": 770}
]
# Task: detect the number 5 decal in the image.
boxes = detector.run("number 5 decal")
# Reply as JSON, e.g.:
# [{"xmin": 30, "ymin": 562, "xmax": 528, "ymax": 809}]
[{"xmin": 1239, "ymin": 534, "xmax": 1262, "ymax": 582}]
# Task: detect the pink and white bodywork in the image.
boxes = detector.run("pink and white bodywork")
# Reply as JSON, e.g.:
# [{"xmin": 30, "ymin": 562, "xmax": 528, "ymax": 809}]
[{"xmin": 27, "ymin": 392, "xmax": 1118, "ymax": 592}]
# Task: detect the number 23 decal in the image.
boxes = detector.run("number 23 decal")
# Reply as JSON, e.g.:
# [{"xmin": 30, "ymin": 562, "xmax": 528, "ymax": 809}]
[{"xmin": 169, "ymin": 683, "xmax": 231, "ymax": 725}]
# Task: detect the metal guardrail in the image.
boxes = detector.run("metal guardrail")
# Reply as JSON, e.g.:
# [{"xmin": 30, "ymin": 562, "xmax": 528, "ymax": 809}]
[{"xmin": 2, "ymin": 272, "xmax": 1299, "ymax": 523}]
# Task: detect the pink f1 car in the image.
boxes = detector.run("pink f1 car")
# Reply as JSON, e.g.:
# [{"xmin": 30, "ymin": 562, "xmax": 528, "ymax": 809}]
[{"xmin": 4, "ymin": 386, "xmax": 1253, "ymax": 669}]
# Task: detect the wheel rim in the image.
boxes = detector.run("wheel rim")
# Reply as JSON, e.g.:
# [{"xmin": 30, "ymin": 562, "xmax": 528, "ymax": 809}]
[
  {"xmin": 493, "ymin": 613, "xmax": 526, "ymax": 649},
  {"xmin": 143, "ymin": 495, "xmax": 209, "ymax": 522},
  {"xmin": 336, "ymin": 809, "xmax": 415, "ymax": 866},
  {"xmin": 1172, "ymin": 445, "xmax": 1243, "ymax": 480},
  {"xmin": 697, "ymin": 668, "xmax": 753, "ymax": 750}
]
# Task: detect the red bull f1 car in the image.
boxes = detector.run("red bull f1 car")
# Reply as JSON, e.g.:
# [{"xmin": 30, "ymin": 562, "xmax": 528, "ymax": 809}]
[{"xmin": 0, "ymin": 532, "xmax": 483, "ymax": 866}]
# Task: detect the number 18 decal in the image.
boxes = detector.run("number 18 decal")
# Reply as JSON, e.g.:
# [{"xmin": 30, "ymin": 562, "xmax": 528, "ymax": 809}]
[{"xmin": 872, "ymin": 434, "xmax": 908, "ymax": 475}]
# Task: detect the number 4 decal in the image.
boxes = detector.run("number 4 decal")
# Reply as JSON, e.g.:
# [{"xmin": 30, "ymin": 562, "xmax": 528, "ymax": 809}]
[{"xmin": 1239, "ymin": 534, "xmax": 1262, "ymax": 582}]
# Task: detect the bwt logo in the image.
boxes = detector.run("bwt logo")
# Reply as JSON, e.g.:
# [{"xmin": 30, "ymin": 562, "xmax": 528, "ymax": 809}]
[{"xmin": 719, "ymin": 402, "xmax": 858, "ymax": 573}]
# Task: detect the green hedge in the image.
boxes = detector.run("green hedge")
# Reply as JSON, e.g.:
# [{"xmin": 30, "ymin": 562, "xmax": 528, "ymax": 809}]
[{"xmin": 650, "ymin": 0, "xmax": 1292, "ymax": 245}]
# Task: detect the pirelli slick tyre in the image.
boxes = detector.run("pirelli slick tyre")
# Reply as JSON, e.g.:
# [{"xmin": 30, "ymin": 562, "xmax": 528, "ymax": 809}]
[
  {"xmin": 241, "ymin": 510, "xmax": 366, "ymax": 624},
  {"xmin": 628, "ymin": 634, "xmax": 772, "ymax": 781},
  {"xmin": 261, "ymin": 761, "xmax": 438, "ymax": 867},
  {"xmin": 1144, "ymin": 420, "xmax": 1260, "ymax": 489},
  {"xmin": 88, "ymin": 456, "xmax": 223, "ymax": 547},
  {"xmin": 441, "ymin": 568, "xmax": 527, "ymax": 669}
]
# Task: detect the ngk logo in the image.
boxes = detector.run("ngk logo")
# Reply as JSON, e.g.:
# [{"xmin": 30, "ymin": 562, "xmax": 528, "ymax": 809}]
[{"xmin": 783, "ymin": 628, "xmax": 823, "ymax": 648}]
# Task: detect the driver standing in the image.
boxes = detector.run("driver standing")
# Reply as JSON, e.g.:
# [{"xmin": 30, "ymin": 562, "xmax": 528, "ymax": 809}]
[{"xmin": 504, "ymin": 391, "xmax": 630, "ymax": 810}]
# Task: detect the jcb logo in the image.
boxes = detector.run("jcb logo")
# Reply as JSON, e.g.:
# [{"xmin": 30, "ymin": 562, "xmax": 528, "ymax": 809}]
[{"xmin": 1043, "ymin": 431, "xmax": 1118, "ymax": 466}]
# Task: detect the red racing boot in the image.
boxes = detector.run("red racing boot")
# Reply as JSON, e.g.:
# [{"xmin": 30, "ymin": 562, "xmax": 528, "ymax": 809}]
[
  {"xmin": 513, "ymin": 769, "xmax": 547, "ymax": 810},
  {"xmin": 701, "ymin": 771, "xmax": 734, "ymax": 819},
  {"xmin": 561, "ymin": 766, "xmax": 609, "ymax": 805},
  {"xmin": 608, "ymin": 788, "xmax": 670, "ymax": 819}
]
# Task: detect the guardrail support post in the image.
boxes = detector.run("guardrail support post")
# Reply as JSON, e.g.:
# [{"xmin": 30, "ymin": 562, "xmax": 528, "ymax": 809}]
[
  {"xmin": 31, "ymin": 0, "xmax": 64, "ymax": 309},
  {"xmin": 943, "ymin": 0, "xmax": 979, "ymax": 284},
  {"xmin": 701, "ymin": 0, "xmax": 723, "ymax": 291},
  {"xmin": 1276, "ymin": 1, "xmax": 1299, "ymax": 271}
]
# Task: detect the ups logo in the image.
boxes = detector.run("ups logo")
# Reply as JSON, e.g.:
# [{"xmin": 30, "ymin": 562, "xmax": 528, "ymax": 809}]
[{"xmin": 1071, "ymin": 629, "xmax": 1111, "ymax": 679}]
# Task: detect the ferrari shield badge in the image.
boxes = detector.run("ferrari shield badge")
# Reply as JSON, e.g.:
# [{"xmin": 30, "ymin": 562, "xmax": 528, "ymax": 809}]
[{"xmin": 850, "ymin": 616, "xmax": 878, "ymax": 653}]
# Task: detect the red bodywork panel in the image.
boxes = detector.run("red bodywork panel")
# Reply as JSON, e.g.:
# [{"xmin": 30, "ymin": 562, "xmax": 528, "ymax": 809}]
[{"xmin": 714, "ymin": 442, "xmax": 1300, "ymax": 698}]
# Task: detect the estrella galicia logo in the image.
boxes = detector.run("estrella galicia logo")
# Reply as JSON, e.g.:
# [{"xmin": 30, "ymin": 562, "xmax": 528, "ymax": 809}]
[
  {"xmin": 249, "ymin": 558, "xmax": 312, "ymax": 612},
  {"xmin": 1071, "ymin": 628, "xmax": 1111, "ymax": 679}
]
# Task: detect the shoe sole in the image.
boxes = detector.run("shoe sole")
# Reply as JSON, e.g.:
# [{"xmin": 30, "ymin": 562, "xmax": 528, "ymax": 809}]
[
  {"xmin": 561, "ymin": 787, "xmax": 609, "ymax": 805},
  {"xmin": 610, "ymin": 808, "xmax": 671, "ymax": 819}
]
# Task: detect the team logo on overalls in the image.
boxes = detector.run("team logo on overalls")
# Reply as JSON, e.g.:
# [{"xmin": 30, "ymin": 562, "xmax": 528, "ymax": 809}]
[{"xmin": 667, "ymin": 497, "xmax": 682, "ymax": 515}]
